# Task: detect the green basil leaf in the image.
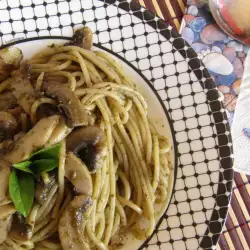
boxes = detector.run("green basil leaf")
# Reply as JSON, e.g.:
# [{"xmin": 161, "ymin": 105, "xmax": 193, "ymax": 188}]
[
  {"xmin": 30, "ymin": 143, "xmax": 62, "ymax": 161},
  {"xmin": 19, "ymin": 173, "xmax": 35, "ymax": 217},
  {"xmin": 9, "ymin": 170, "xmax": 34, "ymax": 217},
  {"xmin": 32, "ymin": 159, "xmax": 58, "ymax": 173},
  {"xmin": 12, "ymin": 161, "xmax": 33, "ymax": 174}
]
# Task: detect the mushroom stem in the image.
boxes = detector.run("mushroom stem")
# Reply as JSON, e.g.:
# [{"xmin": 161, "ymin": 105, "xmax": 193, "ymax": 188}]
[
  {"xmin": 65, "ymin": 152, "xmax": 93, "ymax": 196},
  {"xmin": 45, "ymin": 117, "xmax": 72, "ymax": 147}
]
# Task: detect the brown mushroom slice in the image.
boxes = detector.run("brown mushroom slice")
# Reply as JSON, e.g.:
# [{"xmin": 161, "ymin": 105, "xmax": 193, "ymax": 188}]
[
  {"xmin": 0, "ymin": 92, "xmax": 17, "ymax": 111},
  {"xmin": 0, "ymin": 47, "xmax": 23, "ymax": 67},
  {"xmin": 6, "ymin": 115, "xmax": 60, "ymax": 164},
  {"xmin": 0, "ymin": 111, "xmax": 18, "ymax": 140},
  {"xmin": 13, "ymin": 131, "xmax": 25, "ymax": 142},
  {"xmin": 66, "ymin": 127, "xmax": 107, "ymax": 172},
  {"xmin": 35, "ymin": 173, "xmax": 57, "ymax": 205},
  {"xmin": 65, "ymin": 152, "xmax": 93, "ymax": 196},
  {"xmin": 36, "ymin": 103, "xmax": 59, "ymax": 122},
  {"xmin": 0, "ymin": 159, "xmax": 11, "ymax": 204},
  {"xmin": 0, "ymin": 140, "xmax": 13, "ymax": 156},
  {"xmin": 0, "ymin": 204, "xmax": 16, "ymax": 220},
  {"xmin": 46, "ymin": 117, "xmax": 72, "ymax": 147},
  {"xmin": 7, "ymin": 106, "xmax": 23, "ymax": 120},
  {"xmin": 0, "ymin": 47, "xmax": 23, "ymax": 82},
  {"xmin": 71, "ymin": 27, "xmax": 93, "ymax": 50},
  {"xmin": 41, "ymin": 81, "xmax": 89, "ymax": 127},
  {"xmin": 11, "ymin": 64, "xmax": 36, "ymax": 115},
  {"xmin": 9, "ymin": 212, "xmax": 32, "ymax": 242},
  {"xmin": 59, "ymin": 195, "xmax": 92, "ymax": 250},
  {"xmin": 0, "ymin": 58, "xmax": 12, "ymax": 83},
  {"xmin": 0, "ymin": 215, "xmax": 13, "ymax": 244}
]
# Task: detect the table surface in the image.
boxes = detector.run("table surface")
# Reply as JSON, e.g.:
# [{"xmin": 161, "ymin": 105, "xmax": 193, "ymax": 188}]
[{"xmin": 132, "ymin": 0, "xmax": 250, "ymax": 249}]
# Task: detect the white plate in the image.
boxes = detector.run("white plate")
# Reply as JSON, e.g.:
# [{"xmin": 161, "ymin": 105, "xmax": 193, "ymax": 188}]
[
  {"xmin": 6, "ymin": 38, "xmax": 176, "ymax": 249},
  {"xmin": 0, "ymin": 0, "xmax": 234, "ymax": 249}
]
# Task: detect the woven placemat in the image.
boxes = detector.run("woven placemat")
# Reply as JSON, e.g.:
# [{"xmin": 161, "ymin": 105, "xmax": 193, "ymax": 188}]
[
  {"xmin": 132, "ymin": 0, "xmax": 250, "ymax": 249},
  {"xmin": 132, "ymin": 0, "xmax": 185, "ymax": 30},
  {"xmin": 218, "ymin": 173, "xmax": 250, "ymax": 250}
]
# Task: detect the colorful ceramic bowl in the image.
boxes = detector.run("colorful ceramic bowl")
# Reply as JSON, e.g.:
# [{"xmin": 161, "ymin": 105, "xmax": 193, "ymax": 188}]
[{"xmin": 209, "ymin": 0, "xmax": 250, "ymax": 45}]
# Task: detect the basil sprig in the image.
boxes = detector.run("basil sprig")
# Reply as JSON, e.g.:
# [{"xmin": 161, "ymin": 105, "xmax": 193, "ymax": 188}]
[
  {"xmin": 30, "ymin": 144, "xmax": 62, "ymax": 161},
  {"xmin": 32, "ymin": 159, "xmax": 58, "ymax": 174},
  {"xmin": 9, "ymin": 170, "xmax": 34, "ymax": 217},
  {"xmin": 13, "ymin": 161, "xmax": 33, "ymax": 174},
  {"xmin": 9, "ymin": 143, "xmax": 62, "ymax": 217}
]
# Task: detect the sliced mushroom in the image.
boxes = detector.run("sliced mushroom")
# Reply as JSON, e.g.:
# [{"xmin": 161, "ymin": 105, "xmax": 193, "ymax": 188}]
[
  {"xmin": 71, "ymin": 27, "xmax": 93, "ymax": 50},
  {"xmin": 0, "ymin": 58, "xmax": 12, "ymax": 83},
  {"xmin": 7, "ymin": 106, "xmax": 23, "ymax": 120},
  {"xmin": 0, "ymin": 47, "xmax": 23, "ymax": 67},
  {"xmin": 13, "ymin": 131, "xmax": 25, "ymax": 142},
  {"xmin": 0, "ymin": 159, "xmax": 11, "ymax": 204},
  {"xmin": 59, "ymin": 195, "xmax": 92, "ymax": 250},
  {"xmin": 6, "ymin": 115, "xmax": 60, "ymax": 164},
  {"xmin": 0, "ymin": 92, "xmax": 17, "ymax": 111},
  {"xmin": 0, "ymin": 140, "xmax": 13, "ymax": 156},
  {"xmin": 66, "ymin": 127, "xmax": 107, "ymax": 172},
  {"xmin": 41, "ymin": 81, "xmax": 89, "ymax": 127},
  {"xmin": 0, "ymin": 215, "xmax": 13, "ymax": 244},
  {"xmin": 65, "ymin": 152, "xmax": 92, "ymax": 196},
  {"xmin": 0, "ymin": 47, "xmax": 23, "ymax": 82},
  {"xmin": 46, "ymin": 117, "xmax": 73, "ymax": 147},
  {"xmin": 0, "ymin": 204, "xmax": 16, "ymax": 220},
  {"xmin": 0, "ymin": 111, "xmax": 18, "ymax": 140},
  {"xmin": 35, "ymin": 173, "xmax": 57, "ymax": 205},
  {"xmin": 36, "ymin": 103, "xmax": 59, "ymax": 121},
  {"xmin": 9, "ymin": 212, "xmax": 32, "ymax": 242},
  {"xmin": 11, "ymin": 63, "xmax": 36, "ymax": 115}
]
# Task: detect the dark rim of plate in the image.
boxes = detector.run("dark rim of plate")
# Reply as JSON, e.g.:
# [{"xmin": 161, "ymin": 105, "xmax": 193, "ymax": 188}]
[{"xmin": 0, "ymin": 0, "xmax": 234, "ymax": 249}]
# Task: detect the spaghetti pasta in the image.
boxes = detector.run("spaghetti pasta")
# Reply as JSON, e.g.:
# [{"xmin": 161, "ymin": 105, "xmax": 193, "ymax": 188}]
[{"xmin": 0, "ymin": 28, "xmax": 173, "ymax": 250}]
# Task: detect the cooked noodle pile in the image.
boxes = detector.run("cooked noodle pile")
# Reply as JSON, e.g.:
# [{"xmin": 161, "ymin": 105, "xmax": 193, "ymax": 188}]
[{"xmin": 0, "ymin": 28, "xmax": 173, "ymax": 250}]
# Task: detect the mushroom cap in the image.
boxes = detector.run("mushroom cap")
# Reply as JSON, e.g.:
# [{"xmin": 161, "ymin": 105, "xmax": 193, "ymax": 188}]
[
  {"xmin": 72, "ymin": 27, "xmax": 93, "ymax": 50},
  {"xmin": 0, "ymin": 111, "xmax": 18, "ymax": 140},
  {"xmin": 42, "ymin": 81, "xmax": 90, "ymax": 128},
  {"xmin": 66, "ymin": 126, "xmax": 107, "ymax": 172},
  {"xmin": 0, "ymin": 92, "xmax": 17, "ymax": 111},
  {"xmin": 0, "ymin": 47, "xmax": 23, "ymax": 67},
  {"xmin": 0, "ymin": 47, "xmax": 23, "ymax": 83},
  {"xmin": 9, "ymin": 212, "xmax": 32, "ymax": 242},
  {"xmin": 59, "ymin": 195, "xmax": 92, "ymax": 250}
]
